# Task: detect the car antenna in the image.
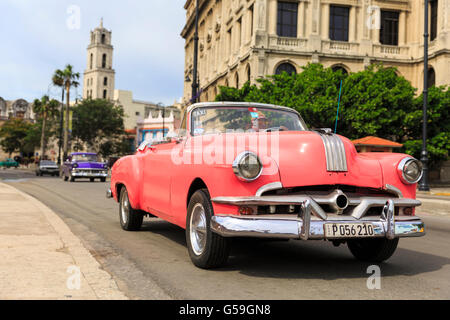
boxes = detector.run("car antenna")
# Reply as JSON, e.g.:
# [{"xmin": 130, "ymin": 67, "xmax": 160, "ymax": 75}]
[{"xmin": 334, "ymin": 80, "xmax": 343, "ymax": 134}]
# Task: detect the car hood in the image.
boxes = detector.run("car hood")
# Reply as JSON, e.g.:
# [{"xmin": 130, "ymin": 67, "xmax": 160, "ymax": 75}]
[
  {"xmin": 274, "ymin": 131, "xmax": 383, "ymax": 188},
  {"xmin": 75, "ymin": 162, "xmax": 106, "ymax": 169}
]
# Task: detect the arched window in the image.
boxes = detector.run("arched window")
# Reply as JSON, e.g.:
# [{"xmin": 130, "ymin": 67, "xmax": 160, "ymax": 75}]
[
  {"xmin": 331, "ymin": 65, "xmax": 348, "ymax": 75},
  {"xmin": 428, "ymin": 67, "xmax": 436, "ymax": 87},
  {"xmin": 275, "ymin": 62, "xmax": 296, "ymax": 75},
  {"xmin": 104, "ymin": 77, "xmax": 108, "ymax": 86},
  {"xmin": 246, "ymin": 65, "xmax": 251, "ymax": 82},
  {"xmin": 90, "ymin": 54, "xmax": 93, "ymax": 69},
  {"xmin": 103, "ymin": 90, "xmax": 107, "ymax": 99},
  {"xmin": 102, "ymin": 54, "xmax": 107, "ymax": 68},
  {"xmin": 235, "ymin": 73, "xmax": 239, "ymax": 89},
  {"xmin": 101, "ymin": 34, "xmax": 106, "ymax": 44}
]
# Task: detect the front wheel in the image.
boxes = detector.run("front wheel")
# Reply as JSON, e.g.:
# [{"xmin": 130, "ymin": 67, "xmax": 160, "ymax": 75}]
[
  {"xmin": 186, "ymin": 189, "xmax": 230, "ymax": 269},
  {"xmin": 347, "ymin": 238, "xmax": 399, "ymax": 262},
  {"xmin": 119, "ymin": 187, "xmax": 143, "ymax": 231}
]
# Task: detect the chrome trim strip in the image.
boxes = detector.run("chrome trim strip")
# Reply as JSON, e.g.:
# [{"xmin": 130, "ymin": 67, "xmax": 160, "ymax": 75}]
[
  {"xmin": 384, "ymin": 184, "xmax": 403, "ymax": 198},
  {"xmin": 316, "ymin": 132, "xmax": 348, "ymax": 172},
  {"xmin": 106, "ymin": 188, "xmax": 113, "ymax": 198},
  {"xmin": 211, "ymin": 215, "xmax": 426, "ymax": 240},
  {"xmin": 255, "ymin": 182, "xmax": 283, "ymax": 197},
  {"xmin": 299, "ymin": 200, "xmax": 311, "ymax": 240}
]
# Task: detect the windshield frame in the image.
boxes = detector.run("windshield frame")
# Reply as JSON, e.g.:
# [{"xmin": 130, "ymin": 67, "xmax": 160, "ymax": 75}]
[
  {"xmin": 188, "ymin": 104, "xmax": 308, "ymax": 136},
  {"xmin": 71, "ymin": 154, "xmax": 99, "ymax": 162}
]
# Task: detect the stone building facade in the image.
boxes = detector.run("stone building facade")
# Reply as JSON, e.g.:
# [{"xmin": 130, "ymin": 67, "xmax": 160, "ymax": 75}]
[{"xmin": 181, "ymin": 0, "xmax": 450, "ymax": 104}]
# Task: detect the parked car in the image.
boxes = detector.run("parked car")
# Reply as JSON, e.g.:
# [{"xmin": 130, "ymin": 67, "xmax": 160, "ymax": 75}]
[
  {"xmin": 107, "ymin": 102, "xmax": 425, "ymax": 269},
  {"xmin": 61, "ymin": 152, "xmax": 108, "ymax": 182},
  {"xmin": 36, "ymin": 160, "xmax": 59, "ymax": 176},
  {"xmin": 0, "ymin": 158, "xmax": 19, "ymax": 168}
]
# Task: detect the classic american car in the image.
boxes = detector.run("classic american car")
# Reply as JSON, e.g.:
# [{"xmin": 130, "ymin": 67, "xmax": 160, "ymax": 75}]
[
  {"xmin": 107, "ymin": 102, "xmax": 425, "ymax": 269},
  {"xmin": 36, "ymin": 160, "xmax": 59, "ymax": 176},
  {"xmin": 0, "ymin": 158, "xmax": 19, "ymax": 168},
  {"xmin": 61, "ymin": 152, "xmax": 108, "ymax": 182}
]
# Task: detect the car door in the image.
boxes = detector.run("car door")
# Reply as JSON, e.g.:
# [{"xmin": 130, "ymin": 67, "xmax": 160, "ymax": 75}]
[{"xmin": 141, "ymin": 141, "xmax": 177, "ymax": 218}]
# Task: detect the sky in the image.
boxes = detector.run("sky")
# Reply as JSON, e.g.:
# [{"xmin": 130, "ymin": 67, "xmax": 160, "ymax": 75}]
[{"xmin": 0, "ymin": 0, "xmax": 187, "ymax": 106}]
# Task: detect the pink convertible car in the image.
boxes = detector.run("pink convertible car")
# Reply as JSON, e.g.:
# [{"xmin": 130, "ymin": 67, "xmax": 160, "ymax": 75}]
[{"xmin": 107, "ymin": 102, "xmax": 425, "ymax": 269}]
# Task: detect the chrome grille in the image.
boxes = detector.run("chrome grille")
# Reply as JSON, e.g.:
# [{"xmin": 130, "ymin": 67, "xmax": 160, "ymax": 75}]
[{"xmin": 317, "ymin": 133, "xmax": 348, "ymax": 172}]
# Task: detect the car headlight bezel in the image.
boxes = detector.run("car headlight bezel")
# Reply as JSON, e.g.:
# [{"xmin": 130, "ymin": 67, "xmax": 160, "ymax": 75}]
[
  {"xmin": 232, "ymin": 151, "xmax": 263, "ymax": 182},
  {"xmin": 397, "ymin": 157, "xmax": 423, "ymax": 184}
]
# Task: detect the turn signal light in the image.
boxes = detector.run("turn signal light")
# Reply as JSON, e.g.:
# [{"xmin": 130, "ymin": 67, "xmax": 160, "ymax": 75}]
[{"xmin": 239, "ymin": 206, "xmax": 254, "ymax": 215}]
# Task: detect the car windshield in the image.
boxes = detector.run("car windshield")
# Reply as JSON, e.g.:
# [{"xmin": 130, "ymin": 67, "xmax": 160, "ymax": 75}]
[
  {"xmin": 190, "ymin": 106, "xmax": 307, "ymax": 136},
  {"xmin": 72, "ymin": 154, "xmax": 98, "ymax": 162},
  {"xmin": 41, "ymin": 161, "xmax": 56, "ymax": 165}
]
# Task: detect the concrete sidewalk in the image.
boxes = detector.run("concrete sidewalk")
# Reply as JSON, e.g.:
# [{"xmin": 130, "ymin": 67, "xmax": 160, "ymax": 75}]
[{"xmin": 0, "ymin": 182, "xmax": 128, "ymax": 300}]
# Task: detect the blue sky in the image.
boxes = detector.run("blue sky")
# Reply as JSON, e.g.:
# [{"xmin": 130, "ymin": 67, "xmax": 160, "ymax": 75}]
[{"xmin": 0, "ymin": 0, "xmax": 186, "ymax": 105}]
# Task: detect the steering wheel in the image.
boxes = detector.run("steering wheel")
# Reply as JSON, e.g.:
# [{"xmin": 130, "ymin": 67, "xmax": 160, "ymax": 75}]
[{"xmin": 264, "ymin": 127, "xmax": 287, "ymax": 132}]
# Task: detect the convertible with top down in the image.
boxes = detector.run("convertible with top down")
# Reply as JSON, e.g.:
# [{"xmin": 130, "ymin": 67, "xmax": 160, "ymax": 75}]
[{"xmin": 107, "ymin": 102, "xmax": 425, "ymax": 269}]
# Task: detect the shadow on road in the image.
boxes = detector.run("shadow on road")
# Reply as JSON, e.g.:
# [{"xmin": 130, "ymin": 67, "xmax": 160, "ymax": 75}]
[{"xmin": 140, "ymin": 219, "xmax": 450, "ymax": 280}]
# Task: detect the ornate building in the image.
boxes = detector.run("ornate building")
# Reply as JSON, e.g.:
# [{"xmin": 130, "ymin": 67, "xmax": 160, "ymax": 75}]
[{"xmin": 181, "ymin": 0, "xmax": 450, "ymax": 103}]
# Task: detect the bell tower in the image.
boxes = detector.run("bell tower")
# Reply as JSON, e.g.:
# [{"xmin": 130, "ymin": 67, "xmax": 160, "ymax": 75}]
[{"xmin": 83, "ymin": 19, "xmax": 115, "ymax": 100}]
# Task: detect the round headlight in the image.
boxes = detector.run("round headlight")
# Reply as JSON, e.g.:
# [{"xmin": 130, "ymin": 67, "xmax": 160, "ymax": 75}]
[
  {"xmin": 232, "ymin": 151, "xmax": 263, "ymax": 182},
  {"xmin": 73, "ymin": 163, "xmax": 78, "ymax": 168},
  {"xmin": 398, "ymin": 158, "xmax": 423, "ymax": 184}
]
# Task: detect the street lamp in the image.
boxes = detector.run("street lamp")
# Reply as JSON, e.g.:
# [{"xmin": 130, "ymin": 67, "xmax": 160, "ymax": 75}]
[{"xmin": 419, "ymin": 0, "xmax": 430, "ymax": 191}]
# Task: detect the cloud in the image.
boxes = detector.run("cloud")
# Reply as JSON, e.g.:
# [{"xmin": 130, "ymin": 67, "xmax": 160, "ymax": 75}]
[{"xmin": 0, "ymin": 0, "xmax": 186, "ymax": 105}]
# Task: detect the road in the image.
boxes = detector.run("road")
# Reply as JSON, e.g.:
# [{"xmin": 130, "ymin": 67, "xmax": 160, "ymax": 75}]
[{"xmin": 2, "ymin": 168, "xmax": 450, "ymax": 299}]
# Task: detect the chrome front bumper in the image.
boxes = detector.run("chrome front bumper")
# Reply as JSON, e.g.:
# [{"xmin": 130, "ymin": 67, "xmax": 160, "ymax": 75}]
[
  {"xmin": 211, "ymin": 191, "xmax": 425, "ymax": 240},
  {"xmin": 72, "ymin": 171, "xmax": 108, "ymax": 178}
]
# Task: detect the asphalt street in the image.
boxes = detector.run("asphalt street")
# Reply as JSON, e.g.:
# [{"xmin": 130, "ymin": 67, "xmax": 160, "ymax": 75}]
[{"xmin": 2, "ymin": 168, "xmax": 449, "ymax": 299}]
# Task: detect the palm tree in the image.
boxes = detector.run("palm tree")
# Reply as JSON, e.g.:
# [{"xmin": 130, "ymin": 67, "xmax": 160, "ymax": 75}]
[
  {"xmin": 52, "ymin": 65, "xmax": 80, "ymax": 160},
  {"xmin": 33, "ymin": 95, "xmax": 60, "ymax": 160}
]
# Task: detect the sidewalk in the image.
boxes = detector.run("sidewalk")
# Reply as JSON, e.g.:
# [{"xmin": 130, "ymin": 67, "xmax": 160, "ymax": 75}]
[{"xmin": 0, "ymin": 182, "xmax": 128, "ymax": 300}]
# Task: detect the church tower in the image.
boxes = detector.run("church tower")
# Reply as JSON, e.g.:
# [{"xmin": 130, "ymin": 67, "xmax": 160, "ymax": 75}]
[{"xmin": 83, "ymin": 19, "xmax": 115, "ymax": 100}]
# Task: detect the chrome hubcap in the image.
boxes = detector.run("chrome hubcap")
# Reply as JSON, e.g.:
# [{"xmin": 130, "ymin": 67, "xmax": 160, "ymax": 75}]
[
  {"xmin": 121, "ymin": 192, "xmax": 129, "ymax": 224},
  {"xmin": 190, "ymin": 203, "xmax": 207, "ymax": 255}
]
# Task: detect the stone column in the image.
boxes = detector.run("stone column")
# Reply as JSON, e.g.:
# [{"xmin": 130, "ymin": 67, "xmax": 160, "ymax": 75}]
[
  {"xmin": 349, "ymin": 5, "xmax": 356, "ymax": 42},
  {"xmin": 321, "ymin": 3, "xmax": 330, "ymax": 40},
  {"xmin": 268, "ymin": 0, "xmax": 277, "ymax": 35},
  {"xmin": 297, "ymin": 1, "xmax": 304, "ymax": 38},
  {"xmin": 399, "ymin": 10, "xmax": 406, "ymax": 45}
]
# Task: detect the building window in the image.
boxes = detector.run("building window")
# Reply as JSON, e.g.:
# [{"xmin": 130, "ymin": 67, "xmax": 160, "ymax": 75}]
[
  {"xmin": 430, "ymin": 0, "xmax": 438, "ymax": 41},
  {"xmin": 102, "ymin": 54, "xmax": 107, "ymax": 68},
  {"xmin": 104, "ymin": 77, "xmax": 108, "ymax": 86},
  {"xmin": 90, "ymin": 54, "xmax": 93, "ymax": 69},
  {"xmin": 380, "ymin": 11, "xmax": 399, "ymax": 46},
  {"xmin": 249, "ymin": 5, "xmax": 254, "ymax": 37},
  {"xmin": 329, "ymin": 6, "xmax": 349, "ymax": 42},
  {"xmin": 428, "ymin": 67, "xmax": 436, "ymax": 87},
  {"xmin": 136, "ymin": 112, "xmax": 140, "ymax": 116},
  {"xmin": 237, "ymin": 18, "xmax": 242, "ymax": 48},
  {"xmin": 246, "ymin": 65, "xmax": 251, "ymax": 82},
  {"xmin": 103, "ymin": 90, "xmax": 107, "ymax": 99},
  {"xmin": 101, "ymin": 34, "xmax": 106, "ymax": 44},
  {"xmin": 275, "ymin": 62, "xmax": 296, "ymax": 75},
  {"xmin": 235, "ymin": 73, "xmax": 239, "ymax": 89},
  {"xmin": 277, "ymin": 1, "xmax": 298, "ymax": 38}
]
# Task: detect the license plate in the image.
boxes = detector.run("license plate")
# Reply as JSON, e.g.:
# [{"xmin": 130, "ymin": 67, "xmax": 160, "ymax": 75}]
[{"xmin": 324, "ymin": 223, "xmax": 375, "ymax": 238}]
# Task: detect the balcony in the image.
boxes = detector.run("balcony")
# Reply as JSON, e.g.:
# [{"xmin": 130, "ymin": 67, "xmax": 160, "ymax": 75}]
[
  {"xmin": 373, "ymin": 44, "xmax": 410, "ymax": 59},
  {"xmin": 268, "ymin": 36, "xmax": 307, "ymax": 51},
  {"xmin": 322, "ymin": 40, "xmax": 360, "ymax": 55}
]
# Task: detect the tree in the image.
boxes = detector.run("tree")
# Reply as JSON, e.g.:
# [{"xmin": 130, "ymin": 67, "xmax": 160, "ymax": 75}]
[
  {"xmin": 33, "ymin": 95, "xmax": 60, "ymax": 159},
  {"xmin": 72, "ymin": 99, "xmax": 129, "ymax": 158},
  {"xmin": 0, "ymin": 119, "xmax": 33, "ymax": 157},
  {"xmin": 404, "ymin": 85, "xmax": 450, "ymax": 168},
  {"xmin": 53, "ymin": 65, "xmax": 80, "ymax": 159}
]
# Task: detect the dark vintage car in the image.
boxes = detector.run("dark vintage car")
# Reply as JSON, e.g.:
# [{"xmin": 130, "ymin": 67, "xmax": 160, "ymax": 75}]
[
  {"xmin": 36, "ymin": 160, "xmax": 59, "ymax": 176},
  {"xmin": 61, "ymin": 152, "xmax": 108, "ymax": 182}
]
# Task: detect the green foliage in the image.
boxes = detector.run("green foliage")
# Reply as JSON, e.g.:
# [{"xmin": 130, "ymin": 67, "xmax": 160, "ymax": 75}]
[
  {"xmin": 403, "ymin": 86, "xmax": 450, "ymax": 167},
  {"xmin": 0, "ymin": 119, "xmax": 36, "ymax": 156},
  {"xmin": 215, "ymin": 63, "xmax": 449, "ymax": 168},
  {"xmin": 72, "ymin": 99, "xmax": 128, "ymax": 158}
]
